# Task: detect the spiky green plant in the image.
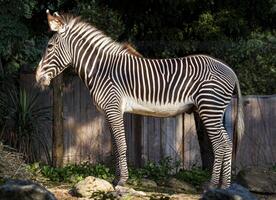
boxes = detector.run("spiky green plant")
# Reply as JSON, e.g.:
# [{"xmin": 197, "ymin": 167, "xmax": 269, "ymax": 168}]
[{"xmin": 0, "ymin": 87, "xmax": 51, "ymax": 163}]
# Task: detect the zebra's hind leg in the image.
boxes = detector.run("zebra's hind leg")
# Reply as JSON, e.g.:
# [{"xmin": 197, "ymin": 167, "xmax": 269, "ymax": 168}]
[
  {"xmin": 105, "ymin": 109, "xmax": 129, "ymax": 186},
  {"xmin": 196, "ymin": 99, "xmax": 232, "ymax": 189},
  {"xmin": 221, "ymin": 131, "xmax": 232, "ymax": 188}
]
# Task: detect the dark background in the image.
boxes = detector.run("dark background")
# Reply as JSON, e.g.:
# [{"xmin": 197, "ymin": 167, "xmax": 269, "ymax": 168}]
[{"xmin": 0, "ymin": 0, "xmax": 275, "ymax": 94}]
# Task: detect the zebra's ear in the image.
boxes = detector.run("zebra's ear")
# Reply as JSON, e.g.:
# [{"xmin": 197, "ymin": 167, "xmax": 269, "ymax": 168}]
[{"xmin": 46, "ymin": 10, "xmax": 66, "ymax": 33}]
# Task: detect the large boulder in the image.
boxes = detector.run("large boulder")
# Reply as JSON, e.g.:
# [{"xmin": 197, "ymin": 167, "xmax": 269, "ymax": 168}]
[
  {"xmin": 0, "ymin": 179, "xmax": 56, "ymax": 200},
  {"xmin": 74, "ymin": 176, "xmax": 114, "ymax": 198},
  {"xmin": 201, "ymin": 183, "xmax": 258, "ymax": 200},
  {"xmin": 236, "ymin": 167, "xmax": 276, "ymax": 194}
]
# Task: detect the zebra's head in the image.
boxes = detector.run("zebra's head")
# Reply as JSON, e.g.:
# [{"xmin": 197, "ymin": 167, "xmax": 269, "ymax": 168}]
[{"xmin": 36, "ymin": 10, "xmax": 71, "ymax": 88}]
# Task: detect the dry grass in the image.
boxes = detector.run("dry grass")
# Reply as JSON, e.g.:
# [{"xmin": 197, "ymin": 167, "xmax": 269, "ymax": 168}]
[{"xmin": 0, "ymin": 142, "xmax": 31, "ymax": 180}]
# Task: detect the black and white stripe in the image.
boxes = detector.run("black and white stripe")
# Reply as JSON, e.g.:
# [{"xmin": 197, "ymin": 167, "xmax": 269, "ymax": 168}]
[{"xmin": 36, "ymin": 14, "xmax": 244, "ymax": 188}]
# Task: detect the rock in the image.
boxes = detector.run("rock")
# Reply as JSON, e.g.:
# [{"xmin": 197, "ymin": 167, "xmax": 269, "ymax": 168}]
[
  {"xmin": 255, "ymin": 194, "xmax": 276, "ymax": 200},
  {"xmin": 268, "ymin": 195, "xmax": 276, "ymax": 200},
  {"xmin": 201, "ymin": 183, "xmax": 258, "ymax": 200},
  {"xmin": 115, "ymin": 185, "xmax": 147, "ymax": 197},
  {"xmin": 74, "ymin": 176, "xmax": 114, "ymax": 198},
  {"xmin": 49, "ymin": 188, "xmax": 77, "ymax": 200},
  {"xmin": 236, "ymin": 167, "xmax": 276, "ymax": 194},
  {"xmin": 170, "ymin": 193, "xmax": 201, "ymax": 200},
  {"xmin": 140, "ymin": 178, "xmax": 158, "ymax": 188},
  {"xmin": 167, "ymin": 177, "xmax": 197, "ymax": 192},
  {"xmin": 0, "ymin": 179, "xmax": 56, "ymax": 200}
]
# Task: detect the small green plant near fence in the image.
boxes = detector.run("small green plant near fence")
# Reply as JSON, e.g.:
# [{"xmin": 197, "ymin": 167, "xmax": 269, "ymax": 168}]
[
  {"xmin": 175, "ymin": 168, "xmax": 211, "ymax": 188},
  {"xmin": 27, "ymin": 157, "xmax": 210, "ymax": 190},
  {"xmin": 272, "ymin": 165, "xmax": 276, "ymax": 172},
  {"xmin": 129, "ymin": 157, "xmax": 181, "ymax": 184},
  {"xmin": 27, "ymin": 162, "xmax": 114, "ymax": 184}
]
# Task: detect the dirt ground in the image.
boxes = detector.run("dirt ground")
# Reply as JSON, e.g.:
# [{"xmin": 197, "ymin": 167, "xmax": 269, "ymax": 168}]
[{"xmin": 48, "ymin": 184, "xmax": 201, "ymax": 200}]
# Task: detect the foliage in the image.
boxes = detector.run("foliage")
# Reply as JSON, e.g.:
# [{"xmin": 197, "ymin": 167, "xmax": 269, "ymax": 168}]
[
  {"xmin": 27, "ymin": 162, "xmax": 114, "ymax": 183},
  {"xmin": 0, "ymin": 0, "xmax": 45, "ymax": 72},
  {"xmin": 27, "ymin": 157, "xmax": 180, "ymax": 184},
  {"xmin": 224, "ymin": 31, "xmax": 276, "ymax": 95},
  {"xmin": 105, "ymin": 0, "xmax": 275, "ymax": 94},
  {"xmin": 175, "ymin": 168, "xmax": 211, "ymax": 188},
  {"xmin": 129, "ymin": 157, "xmax": 180, "ymax": 183},
  {"xmin": 272, "ymin": 165, "xmax": 276, "ymax": 172},
  {"xmin": 27, "ymin": 159, "xmax": 210, "ymax": 191},
  {"xmin": 75, "ymin": 0, "xmax": 125, "ymax": 39},
  {"xmin": 0, "ymin": 0, "xmax": 275, "ymax": 94},
  {"xmin": 0, "ymin": 88, "xmax": 51, "ymax": 163}
]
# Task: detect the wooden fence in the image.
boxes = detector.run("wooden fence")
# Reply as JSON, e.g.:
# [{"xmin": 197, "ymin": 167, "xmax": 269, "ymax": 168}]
[{"xmin": 20, "ymin": 74, "xmax": 276, "ymax": 169}]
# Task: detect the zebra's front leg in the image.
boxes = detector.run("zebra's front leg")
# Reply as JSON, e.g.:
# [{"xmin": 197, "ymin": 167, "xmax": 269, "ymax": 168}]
[{"xmin": 105, "ymin": 109, "xmax": 129, "ymax": 186}]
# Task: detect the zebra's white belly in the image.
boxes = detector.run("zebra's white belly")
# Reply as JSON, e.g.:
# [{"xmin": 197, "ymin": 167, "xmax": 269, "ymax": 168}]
[{"xmin": 121, "ymin": 97, "xmax": 194, "ymax": 117}]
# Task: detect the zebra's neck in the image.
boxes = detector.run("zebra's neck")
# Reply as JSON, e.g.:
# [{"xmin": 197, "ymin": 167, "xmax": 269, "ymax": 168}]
[{"xmin": 66, "ymin": 20, "xmax": 127, "ymax": 87}]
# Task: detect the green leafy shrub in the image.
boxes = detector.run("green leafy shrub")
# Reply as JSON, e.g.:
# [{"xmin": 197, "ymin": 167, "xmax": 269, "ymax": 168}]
[
  {"xmin": 28, "ymin": 162, "xmax": 114, "ymax": 183},
  {"xmin": 129, "ymin": 157, "xmax": 180, "ymax": 183},
  {"xmin": 175, "ymin": 168, "xmax": 211, "ymax": 188},
  {"xmin": 224, "ymin": 31, "xmax": 276, "ymax": 95},
  {"xmin": 272, "ymin": 165, "xmax": 276, "ymax": 172}
]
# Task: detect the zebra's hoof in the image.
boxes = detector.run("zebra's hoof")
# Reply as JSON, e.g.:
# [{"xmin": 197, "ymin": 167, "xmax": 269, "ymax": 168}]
[
  {"xmin": 202, "ymin": 182, "xmax": 217, "ymax": 192},
  {"xmin": 112, "ymin": 179, "xmax": 126, "ymax": 186}
]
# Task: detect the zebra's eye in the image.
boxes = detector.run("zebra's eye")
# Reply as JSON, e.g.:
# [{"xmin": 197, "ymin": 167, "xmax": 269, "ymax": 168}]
[{"xmin": 48, "ymin": 43, "xmax": 54, "ymax": 49}]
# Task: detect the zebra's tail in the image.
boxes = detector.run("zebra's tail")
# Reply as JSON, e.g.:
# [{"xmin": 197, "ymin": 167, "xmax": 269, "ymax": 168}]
[{"xmin": 234, "ymin": 77, "xmax": 244, "ymax": 148}]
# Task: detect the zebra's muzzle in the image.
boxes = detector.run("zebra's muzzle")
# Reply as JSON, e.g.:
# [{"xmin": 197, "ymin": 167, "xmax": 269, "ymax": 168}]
[{"xmin": 36, "ymin": 75, "xmax": 51, "ymax": 89}]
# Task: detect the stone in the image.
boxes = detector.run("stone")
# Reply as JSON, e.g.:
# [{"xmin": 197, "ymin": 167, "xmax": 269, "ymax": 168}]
[
  {"xmin": 170, "ymin": 193, "xmax": 201, "ymax": 200},
  {"xmin": 255, "ymin": 194, "xmax": 276, "ymax": 200},
  {"xmin": 236, "ymin": 167, "xmax": 276, "ymax": 194},
  {"xmin": 167, "ymin": 177, "xmax": 197, "ymax": 192},
  {"xmin": 201, "ymin": 183, "xmax": 258, "ymax": 200},
  {"xmin": 268, "ymin": 195, "xmax": 276, "ymax": 200},
  {"xmin": 140, "ymin": 178, "xmax": 158, "ymax": 188},
  {"xmin": 115, "ymin": 185, "xmax": 147, "ymax": 197},
  {"xmin": 49, "ymin": 188, "xmax": 77, "ymax": 200},
  {"xmin": 0, "ymin": 179, "xmax": 56, "ymax": 200},
  {"xmin": 74, "ymin": 176, "xmax": 114, "ymax": 198}
]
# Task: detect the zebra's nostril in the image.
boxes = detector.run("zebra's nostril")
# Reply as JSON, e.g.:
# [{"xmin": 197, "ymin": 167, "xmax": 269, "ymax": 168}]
[{"xmin": 40, "ymin": 76, "xmax": 46, "ymax": 83}]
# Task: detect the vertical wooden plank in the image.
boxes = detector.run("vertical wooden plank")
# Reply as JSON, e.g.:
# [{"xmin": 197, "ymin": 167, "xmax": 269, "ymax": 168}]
[
  {"xmin": 52, "ymin": 74, "xmax": 64, "ymax": 167},
  {"xmin": 148, "ymin": 117, "xmax": 156, "ymax": 161},
  {"xmin": 141, "ymin": 116, "xmax": 148, "ymax": 165},
  {"xmin": 163, "ymin": 118, "xmax": 170, "ymax": 158},
  {"xmin": 183, "ymin": 113, "xmax": 201, "ymax": 169},
  {"xmin": 175, "ymin": 114, "xmax": 183, "ymax": 167},
  {"xmin": 269, "ymin": 96, "xmax": 276, "ymax": 162},
  {"xmin": 162, "ymin": 117, "xmax": 176, "ymax": 160},
  {"xmin": 133, "ymin": 114, "xmax": 142, "ymax": 167},
  {"xmin": 153, "ymin": 117, "xmax": 161, "ymax": 162},
  {"xmin": 125, "ymin": 113, "xmax": 133, "ymax": 164}
]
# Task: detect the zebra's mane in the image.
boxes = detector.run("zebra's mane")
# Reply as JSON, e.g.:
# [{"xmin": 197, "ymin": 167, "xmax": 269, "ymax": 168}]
[{"xmin": 60, "ymin": 13, "xmax": 142, "ymax": 57}]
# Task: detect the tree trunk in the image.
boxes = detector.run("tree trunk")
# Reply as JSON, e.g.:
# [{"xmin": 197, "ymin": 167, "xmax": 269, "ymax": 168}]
[
  {"xmin": 194, "ymin": 112, "xmax": 214, "ymax": 171},
  {"xmin": 52, "ymin": 74, "xmax": 64, "ymax": 167}
]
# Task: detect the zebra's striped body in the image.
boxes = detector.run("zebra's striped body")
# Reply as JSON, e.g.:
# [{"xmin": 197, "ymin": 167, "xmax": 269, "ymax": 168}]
[{"xmin": 36, "ymin": 11, "xmax": 244, "ymax": 189}]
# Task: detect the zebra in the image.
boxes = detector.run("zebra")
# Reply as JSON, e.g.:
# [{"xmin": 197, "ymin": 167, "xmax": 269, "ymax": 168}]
[{"xmin": 36, "ymin": 10, "xmax": 244, "ymax": 189}]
